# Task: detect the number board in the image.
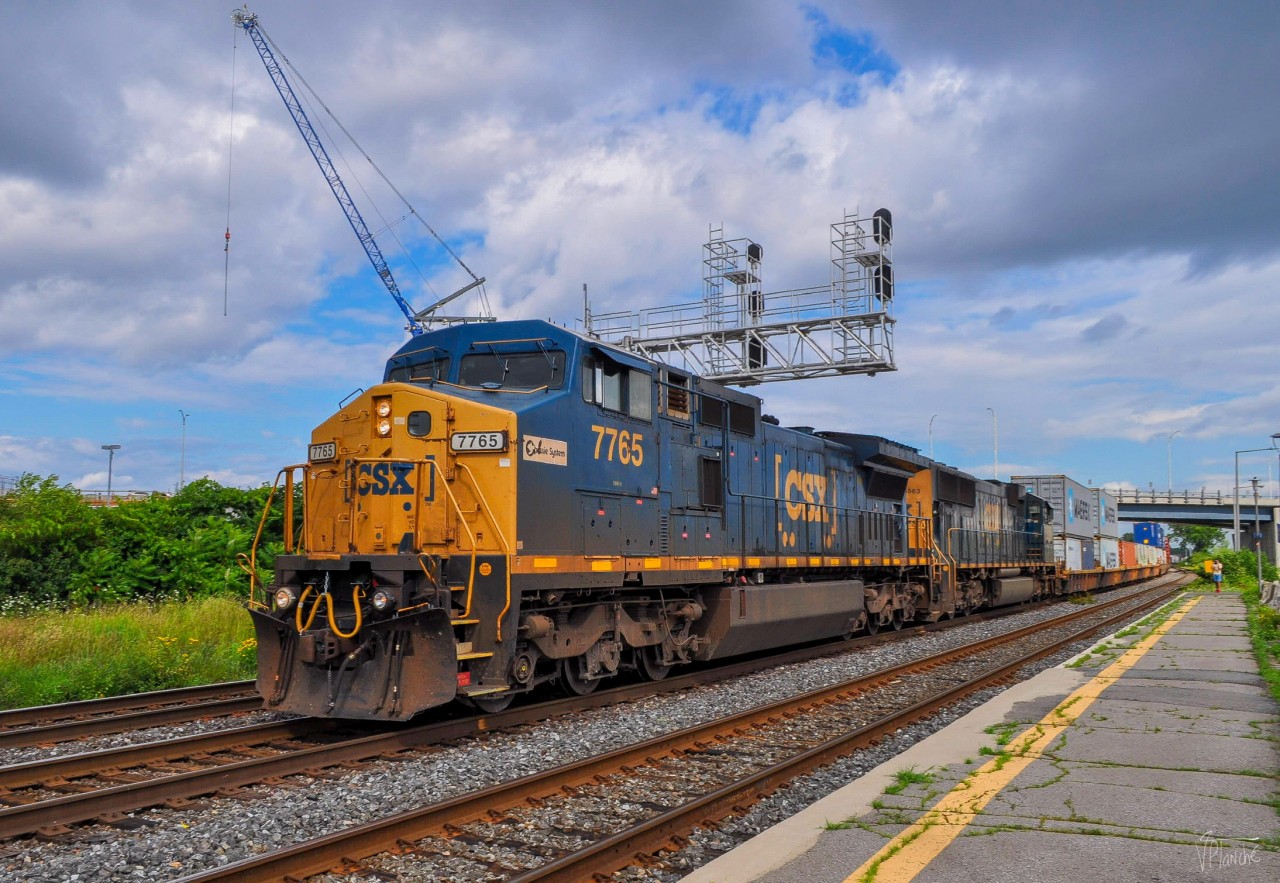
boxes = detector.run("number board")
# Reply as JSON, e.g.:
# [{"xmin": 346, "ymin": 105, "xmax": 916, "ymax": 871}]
[
  {"xmin": 308, "ymin": 441, "xmax": 337, "ymax": 462},
  {"xmin": 450, "ymin": 431, "xmax": 508, "ymax": 453}
]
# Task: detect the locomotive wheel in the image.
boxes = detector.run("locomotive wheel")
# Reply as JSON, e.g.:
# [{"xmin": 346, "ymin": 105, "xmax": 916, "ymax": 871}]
[
  {"xmin": 637, "ymin": 645, "xmax": 671, "ymax": 681},
  {"xmin": 469, "ymin": 692, "xmax": 514, "ymax": 714},
  {"xmin": 891, "ymin": 609, "xmax": 905, "ymax": 631},
  {"xmin": 866, "ymin": 613, "xmax": 881, "ymax": 635},
  {"xmin": 559, "ymin": 657, "xmax": 599, "ymax": 695}
]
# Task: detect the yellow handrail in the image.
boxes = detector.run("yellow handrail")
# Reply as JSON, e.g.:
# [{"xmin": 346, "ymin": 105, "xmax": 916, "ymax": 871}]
[
  {"xmin": 240, "ymin": 464, "xmax": 306, "ymax": 611},
  {"xmin": 456, "ymin": 462, "xmax": 513, "ymax": 641}
]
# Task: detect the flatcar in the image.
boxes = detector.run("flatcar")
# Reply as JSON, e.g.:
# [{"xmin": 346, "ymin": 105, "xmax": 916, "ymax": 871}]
[{"xmin": 246, "ymin": 319, "xmax": 1164, "ymax": 721}]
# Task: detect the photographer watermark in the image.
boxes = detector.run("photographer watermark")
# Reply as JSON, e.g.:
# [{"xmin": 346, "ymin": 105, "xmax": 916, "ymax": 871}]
[{"xmin": 1197, "ymin": 831, "xmax": 1263, "ymax": 872}]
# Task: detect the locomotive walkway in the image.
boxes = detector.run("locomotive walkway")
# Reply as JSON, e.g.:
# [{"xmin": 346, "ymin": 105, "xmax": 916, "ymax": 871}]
[{"xmin": 683, "ymin": 591, "xmax": 1279, "ymax": 882}]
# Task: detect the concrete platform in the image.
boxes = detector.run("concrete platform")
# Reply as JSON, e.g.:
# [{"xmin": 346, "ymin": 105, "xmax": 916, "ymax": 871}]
[{"xmin": 682, "ymin": 592, "xmax": 1279, "ymax": 883}]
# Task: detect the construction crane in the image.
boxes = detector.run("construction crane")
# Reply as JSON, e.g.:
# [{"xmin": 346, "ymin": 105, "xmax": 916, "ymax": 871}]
[{"xmin": 232, "ymin": 8, "xmax": 488, "ymax": 335}]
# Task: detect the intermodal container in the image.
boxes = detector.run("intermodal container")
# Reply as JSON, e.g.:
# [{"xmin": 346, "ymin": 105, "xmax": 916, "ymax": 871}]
[
  {"xmin": 1133, "ymin": 522, "xmax": 1165, "ymax": 546},
  {"xmin": 1099, "ymin": 537, "xmax": 1120, "ymax": 569},
  {"xmin": 1094, "ymin": 489, "xmax": 1120, "ymax": 539},
  {"xmin": 1012, "ymin": 474, "xmax": 1098, "ymax": 540},
  {"xmin": 1053, "ymin": 536, "xmax": 1091, "ymax": 571},
  {"xmin": 1119, "ymin": 539, "xmax": 1139, "ymax": 568}
]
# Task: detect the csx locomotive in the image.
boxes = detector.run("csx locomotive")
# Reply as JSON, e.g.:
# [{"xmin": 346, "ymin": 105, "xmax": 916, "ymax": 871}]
[{"xmin": 248, "ymin": 318, "xmax": 1159, "ymax": 721}]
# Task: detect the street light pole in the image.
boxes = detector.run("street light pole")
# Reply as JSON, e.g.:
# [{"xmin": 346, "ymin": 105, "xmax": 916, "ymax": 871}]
[
  {"xmin": 1166, "ymin": 430, "xmax": 1180, "ymax": 495},
  {"xmin": 928, "ymin": 414, "xmax": 937, "ymax": 460},
  {"xmin": 1252, "ymin": 477, "xmax": 1263, "ymax": 589},
  {"xmin": 178, "ymin": 409, "xmax": 190, "ymax": 491},
  {"xmin": 1235, "ymin": 438, "xmax": 1280, "ymax": 551},
  {"xmin": 985, "ymin": 407, "xmax": 998, "ymax": 480},
  {"xmin": 101, "ymin": 444, "xmax": 121, "ymax": 507}
]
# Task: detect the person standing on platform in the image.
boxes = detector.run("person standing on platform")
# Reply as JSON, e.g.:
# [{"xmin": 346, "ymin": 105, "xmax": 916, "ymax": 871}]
[{"xmin": 1212, "ymin": 559, "xmax": 1223, "ymax": 592}]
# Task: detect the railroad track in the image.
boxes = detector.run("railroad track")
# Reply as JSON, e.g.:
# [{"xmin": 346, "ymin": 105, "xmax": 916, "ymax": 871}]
[
  {"xmin": 0, "ymin": 577, "xmax": 1132, "ymax": 755},
  {"xmin": 0, "ymin": 577, "xmax": 1178, "ymax": 843},
  {"xmin": 138, "ymin": 573, "xmax": 1188, "ymax": 881},
  {"xmin": 0, "ymin": 682, "xmax": 259, "ymax": 751}
]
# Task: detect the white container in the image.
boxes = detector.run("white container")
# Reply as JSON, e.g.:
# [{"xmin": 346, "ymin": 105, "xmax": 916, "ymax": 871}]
[
  {"xmin": 1094, "ymin": 489, "xmax": 1120, "ymax": 539},
  {"xmin": 1099, "ymin": 537, "xmax": 1120, "ymax": 569},
  {"xmin": 1013, "ymin": 474, "xmax": 1097, "ymax": 540},
  {"xmin": 1053, "ymin": 536, "xmax": 1085, "ymax": 571}
]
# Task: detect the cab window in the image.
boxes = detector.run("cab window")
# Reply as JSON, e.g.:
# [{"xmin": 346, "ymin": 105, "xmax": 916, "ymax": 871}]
[
  {"xmin": 459, "ymin": 350, "xmax": 565, "ymax": 390},
  {"xmin": 582, "ymin": 355, "xmax": 652, "ymax": 420},
  {"xmin": 388, "ymin": 357, "xmax": 449, "ymax": 384}
]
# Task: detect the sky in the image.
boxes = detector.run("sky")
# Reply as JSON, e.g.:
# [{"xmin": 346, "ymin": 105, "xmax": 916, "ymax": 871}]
[{"xmin": 2, "ymin": 0, "xmax": 1279, "ymax": 501}]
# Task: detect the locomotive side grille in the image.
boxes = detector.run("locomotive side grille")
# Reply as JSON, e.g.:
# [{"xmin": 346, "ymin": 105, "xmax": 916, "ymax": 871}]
[{"xmin": 659, "ymin": 514, "xmax": 670, "ymax": 555}]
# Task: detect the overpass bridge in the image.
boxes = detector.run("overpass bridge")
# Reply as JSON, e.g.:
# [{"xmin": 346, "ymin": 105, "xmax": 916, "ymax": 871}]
[{"xmin": 1113, "ymin": 489, "xmax": 1278, "ymax": 561}]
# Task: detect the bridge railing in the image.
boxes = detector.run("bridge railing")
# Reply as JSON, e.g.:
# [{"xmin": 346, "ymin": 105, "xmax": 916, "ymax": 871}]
[{"xmin": 1113, "ymin": 489, "xmax": 1279, "ymax": 507}]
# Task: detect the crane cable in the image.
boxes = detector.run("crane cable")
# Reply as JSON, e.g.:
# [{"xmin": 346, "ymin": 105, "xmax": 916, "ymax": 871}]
[
  {"xmin": 256, "ymin": 22, "xmax": 489, "ymax": 315},
  {"xmin": 223, "ymin": 24, "xmax": 238, "ymax": 317}
]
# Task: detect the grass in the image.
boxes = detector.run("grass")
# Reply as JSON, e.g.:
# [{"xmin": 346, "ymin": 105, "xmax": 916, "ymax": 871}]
[
  {"xmin": 1241, "ymin": 584, "xmax": 1280, "ymax": 707},
  {"xmin": 0, "ymin": 596, "xmax": 256, "ymax": 709}
]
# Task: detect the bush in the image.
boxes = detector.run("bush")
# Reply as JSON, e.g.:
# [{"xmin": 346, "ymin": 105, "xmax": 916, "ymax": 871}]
[{"xmin": 0, "ymin": 473, "xmax": 288, "ymax": 607}]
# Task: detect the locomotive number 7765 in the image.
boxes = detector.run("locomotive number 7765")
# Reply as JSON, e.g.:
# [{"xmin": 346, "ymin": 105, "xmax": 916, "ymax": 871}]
[{"xmin": 591, "ymin": 424, "xmax": 644, "ymax": 466}]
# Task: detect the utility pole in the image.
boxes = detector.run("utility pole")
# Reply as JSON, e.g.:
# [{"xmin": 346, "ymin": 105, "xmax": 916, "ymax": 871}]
[
  {"xmin": 101, "ymin": 444, "xmax": 121, "ymax": 506},
  {"xmin": 985, "ymin": 407, "xmax": 998, "ymax": 480},
  {"xmin": 1253, "ymin": 477, "xmax": 1263, "ymax": 589},
  {"xmin": 1166, "ymin": 430, "xmax": 1180, "ymax": 495},
  {"xmin": 178, "ymin": 409, "xmax": 190, "ymax": 491}
]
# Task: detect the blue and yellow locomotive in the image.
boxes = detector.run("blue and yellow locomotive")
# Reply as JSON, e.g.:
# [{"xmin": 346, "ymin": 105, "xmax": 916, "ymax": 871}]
[{"xmin": 249, "ymin": 319, "xmax": 1066, "ymax": 721}]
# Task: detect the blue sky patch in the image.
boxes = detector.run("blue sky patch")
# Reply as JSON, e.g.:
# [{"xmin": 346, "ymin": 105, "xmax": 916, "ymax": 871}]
[{"xmin": 806, "ymin": 7, "xmax": 898, "ymax": 104}]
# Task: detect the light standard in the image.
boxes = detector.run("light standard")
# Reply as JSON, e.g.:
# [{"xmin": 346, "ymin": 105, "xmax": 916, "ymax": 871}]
[
  {"xmin": 985, "ymin": 407, "xmax": 998, "ymax": 480},
  {"xmin": 928, "ymin": 414, "xmax": 938, "ymax": 460},
  {"xmin": 1166, "ymin": 430, "xmax": 1180, "ymax": 495},
  {"xmin": 101, "ymin": 444, "xmax": 121, "ymax": 506},
  {"xmin": 1234, "ymin": 434, "xmax": 1280, "ymax": 551},
  {"xmin": 178, "ymin": 409, "xmax": 190, "ymax": 491},
  {"xmin": 1251, "ymin": 477, "xmax": 1263, "ymax": 589}
]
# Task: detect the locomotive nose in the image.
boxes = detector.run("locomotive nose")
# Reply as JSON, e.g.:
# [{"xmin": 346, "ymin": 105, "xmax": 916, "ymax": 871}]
[{"xmin": 250, "ymin": 604, "xmax": 456, "ymax": 721}]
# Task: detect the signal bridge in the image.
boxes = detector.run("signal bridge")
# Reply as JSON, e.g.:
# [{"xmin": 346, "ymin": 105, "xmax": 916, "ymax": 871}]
[{"xmin": 585, "ymin": 209, "xmax": 895, "ymax": 386}]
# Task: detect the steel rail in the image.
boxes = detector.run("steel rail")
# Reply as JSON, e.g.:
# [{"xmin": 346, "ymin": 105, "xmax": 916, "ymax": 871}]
[
  {"xmin": 0, "ymin": 681, "xmax": 254, "ymax": 731},
  {"xmin": 169, "ymin": 577, "xmax": 1190, "ymax": 882},
  {"xmin": 0, "ymin": 575, "xmax": 1184, "ymax": 840},
  {"xmin": 511, "ymin": 578, "xmax": 1194, "ymax": 881},
  {"xmin": 0, "ymin": 695, "xmax": 264, "ymax": 752}
]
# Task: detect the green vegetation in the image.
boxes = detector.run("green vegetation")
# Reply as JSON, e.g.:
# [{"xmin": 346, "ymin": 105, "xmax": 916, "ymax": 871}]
[
  {"xmin": 1242, "ymin": 584, "xmax": 1280, "ymax": 706},
  {"xmin": 883, "ymin": 766, "xmax": 934, "ymax": 795},
  {"xmin": 0, "ymin": 474, "xmax": 289, "ymax": 610},
  {"xmin": 0, "ymin": 472, "xmax": 287, "ymax": 708},
  {"xmin": 1169, "ymin": 524, "xmax": 1225, "ymax": 557},
  {"xmin": 1185, "ymin": 547, "xmax": 1278, "ymax": 592},
  {"xmin": 0, "ymin": 596, "xmax": 256, "ymax": 707}
]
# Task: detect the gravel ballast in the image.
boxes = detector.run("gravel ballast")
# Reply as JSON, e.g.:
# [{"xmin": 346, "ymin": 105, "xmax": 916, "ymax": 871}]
[{"xmin": 2, "ymin": 583, "xmax": 1177, "ymax": 882}]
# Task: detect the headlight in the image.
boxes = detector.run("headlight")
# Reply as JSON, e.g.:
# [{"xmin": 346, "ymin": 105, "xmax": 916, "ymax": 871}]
[
  {"xmin": 376, "ymin": 400, "xmax": 392, "ymax": 418},
  {"xmin": 377, "ymin": 418, "xmax": 392, "ymax": 436},
  {"xmin": 274, "ymin": 587, "xmax": 298, "ymax": 610},
  {"xmin": 372, "ymin": 589, "xmax": 395, "ymax": 611}
]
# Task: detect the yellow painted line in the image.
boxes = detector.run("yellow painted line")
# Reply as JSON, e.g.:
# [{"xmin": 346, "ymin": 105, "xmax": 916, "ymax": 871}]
[
  {"xmin": 747, "ymin": 557, "xmax": 762, "ymax": 567},
  {"xmin": 809, "ymin": 557, "xmax": 822, "ymax": 567},
  {"xmin": 533, "ymin": 557, "xmax": 558, "ymax": 569},
  {"xmin": 591, "ymin": 560, "xmax": 614, "ymax": 572},
  {"xmin": 845, "ymin": 595, "xmax": 1202, "ymax": 883},
  {"xmin": 697, "ymin": 560, "xmax": 716, "ymax": 570},
  {"xmin": 643, "ymin": 558, "xmax": 661, "ymax": 569}
]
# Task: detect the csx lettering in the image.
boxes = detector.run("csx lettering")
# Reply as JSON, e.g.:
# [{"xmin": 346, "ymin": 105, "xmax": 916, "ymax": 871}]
[
  {"xmin": 776, "ymin": 457, "xmax": 833, "ymax": 523},
  {"xmin": 357, "ymin": 462, "xmax": 415, "ymax": 496},
  {"xmin": 590, "ymin": 425, "xmax": 644, "ymax": 467}
]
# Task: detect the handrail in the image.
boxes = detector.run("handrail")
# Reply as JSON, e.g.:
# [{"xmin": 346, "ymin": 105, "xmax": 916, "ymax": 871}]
[
  {"xmin": 239, "ymin": 464, "xmax": 306, "ymax": 611},
  {"xmin": 455, "ymin": 462, "xmax": 514, "ymax": 641}
]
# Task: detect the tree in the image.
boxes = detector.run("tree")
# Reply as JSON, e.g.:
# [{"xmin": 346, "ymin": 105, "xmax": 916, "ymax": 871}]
[{"xmin": 1170, "ymin": 524, "xmax": 1224, "ymax": 556}]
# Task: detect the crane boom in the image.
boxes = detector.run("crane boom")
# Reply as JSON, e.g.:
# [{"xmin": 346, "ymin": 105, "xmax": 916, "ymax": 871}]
[{"xmin": 233, "ymin": 9, "xmax": 424, "ymax": 335}]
